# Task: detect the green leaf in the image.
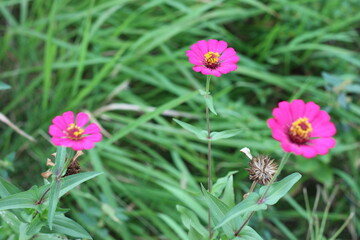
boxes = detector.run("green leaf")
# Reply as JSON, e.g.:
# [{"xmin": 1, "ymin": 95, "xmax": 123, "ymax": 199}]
[
  {"xmin": 0, "ymin": 188, "xmax": 39, "ymax": 211},
  {"xmin": 201, "ymin": 185, "xmax": 243, "ymax": 238},
  {"xmin": 211, "ymin": 171, "xmax": 237, "ymax": 198},
  {"xmin": 176, "ymin": 205, "xmax": 207, "ymax": 236},
  {"xmin": 259, "ymin": 172, "xmax": 302, "ymax": 205},
  {"xmin": 0, "ymin": 81, "xmax": 11, "ymax": 90},
  {"xmin": 51, "ymin": 215, "xmax": 92, "ymax": 239},
  {"xmin": 33, "ymin": 234, "xmax": 64, "ymax": 240},
  {"xmin": 236, "ymin": 226, "xmax": 263, "ymax": 240},
  {"xmin": 60, "ymin": 171, "xmax": 102, "ymax": 197},
  {"xmin": 216, "ymin": 192, "xmax": 267, "ymax": 229},
  {"xmin": 48, "ymin": 181, "xmax": 61, "ymax": 230},
  {"xmin": 0, "ymin": 177, "xmax": 21, "ymax": 198},
  {"xmin": 189, "ymin": 225, "xmax": 206, "ymax": 240},
  {"xmin": 26, "ymin": 215, "xmax": 46, "ymax": 236},
  {"xmin": 222, "ymin": 175, "xmax": 235, "ymax": 208},
  {"xmin": 0, "ymin": 211, "xmax": 21, "ymax": 232},
  {"xmin": 204, "ymin": 95, "xmax": 217, "ymax": 115},
  {"xmin": 173, "ymin": 119, "xmax": 208, "ymax": 140},
  {"xmin": 210, "ymin": 129, "xmax": 243, "ymax": 141}
]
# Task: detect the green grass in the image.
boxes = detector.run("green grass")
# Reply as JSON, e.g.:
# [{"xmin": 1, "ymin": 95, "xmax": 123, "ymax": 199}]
[{"xmin": 1, "ymin": 0, "xmax": 360, "ymax": 239}]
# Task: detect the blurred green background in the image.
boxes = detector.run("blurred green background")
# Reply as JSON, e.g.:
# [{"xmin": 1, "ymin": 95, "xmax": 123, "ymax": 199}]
[{"xmin": 1, "ymin": 0, "xmax": 360, "ymax": 239}]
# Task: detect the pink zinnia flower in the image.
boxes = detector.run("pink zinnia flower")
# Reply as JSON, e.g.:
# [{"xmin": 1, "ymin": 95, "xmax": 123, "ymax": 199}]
[
  {"xmin": 186, "ymin": 39, "xmax": 239, "ymax": 77},
  {"xmin": 49, "ymin": 111, "xmax": 102, "ymax": 151},
  {"xmin": 267, "ymin": 100, "xmax": 336, "ymax": 158}
]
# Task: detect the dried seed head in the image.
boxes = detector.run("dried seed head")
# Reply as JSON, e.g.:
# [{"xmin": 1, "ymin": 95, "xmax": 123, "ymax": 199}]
[
  {"xmin": 246, "ymin": 155, "xmax": 277, "ymax": 185},
  {"xmin": 64, "ymin": 160, "xmax": 80, "ymax": 177}
]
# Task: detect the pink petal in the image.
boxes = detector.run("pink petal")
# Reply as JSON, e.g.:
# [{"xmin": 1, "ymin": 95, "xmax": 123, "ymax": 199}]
[
  {"xmin": 303, "ymin": 101, "xmax": 320, "ymax": 122},
  {"xmin": 196, "ymin": 40, "xmax": 209, "ymax": 55},
  {"xmin": 49, "ymin": 125, "xmax": 65, "ymax": 138},
  {"xmin": 208, "ymin": 39, "xmax": 219, "ymax": 51},
  {"xmin": 62, "ymin": 111, "xmax": 74, "ymax": 125},
  {"xmin": 214, "ymin": 40, "xmax": 228, "ymax": 54},
  {"xmin": 217, "ymin": 64, "xmax": 237, "ymax": 74},
  {"xmin": 290, "ymin": 99, "xmax": 305, "ymax": 120},
  {"xmin": 71, "ymin": 141, "xmax": 84, "ymax": 151},
  {"xmin": 300, "ymin": 145, "xmax": 317, "ymax": 158},
  {"xmin": 193, "ymin": 66, "xmax": 203, "ymax": 72},
  {"xmin": 52, "ymin": 116, "xmax": 67, "ymax": 129},
  {"xmin": 280, "ymin": 140, "xmax": 292, "ymax": 153},
  {"xmin": 211, "ymin": 70, "xmax": 221, "ymax": 77},
  {"xmin": 84, "ymin": 133, "xmax": 102, "ymax": 142},
  {"xmin": 84, "ymin": 123, "xmax": 101, "ymax": 134},
  {"xmin": 82, "ymin": 140, "xmax": 95, "ymax": 150},
  {"xmin": 76, "ymin": 112, "xmax": 89, "ymax": 127},
  {"xmin": 289, "ymin": 143, "xmax": 302, "ymax": 155},
  {"xmin": 219, "ymin": 48, "xmax": 237, "ymax": 61},
  {"xmin": 310, "ymin": 122, "xmax": 336, "ymax": 138},
  {"xmin": 51, "ymin": 137, "xmax": 73, "ymax": 147},
  {"xmin": 278, "ymin": 101, "xmax": 293, "ymax": 124},
  {"xmin": 187, "ymin": 53, "xmax": 203, "ymax": 65},
  {"xmin": 309, "ymin": 137, "xmax": 336, "ymax": 149},
  {"xmin": 311, "ymin": 110, "xmax": 331, "ymax": 127},
  {"xmin": 221, "ymin": 55, "xmax": 240, "ymax": 64}
]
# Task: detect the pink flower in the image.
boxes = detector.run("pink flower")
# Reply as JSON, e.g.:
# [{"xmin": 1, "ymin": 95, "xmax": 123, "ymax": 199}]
[
  {"xmin": 49, "ymin": 111, "xmax": 102, "ymax": 151},
  {"xmin": 267, "ymin": 100, "xmax": 336, "ymax": 158},
  {"xmin": 186, "ymin": 39, "xmax": 239, "ymax": 77}
]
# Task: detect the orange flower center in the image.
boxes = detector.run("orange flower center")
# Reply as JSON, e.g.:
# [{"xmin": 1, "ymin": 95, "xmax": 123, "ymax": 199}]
[
  {"xmin": 66, "ymin": 123, "xmax": 85, "ymax": 140},
  {"xmin": 289, "ymin": 117, "xmax": 312, "ymax": 144},
  {"xmin": 204, "ymin": 51, "xmax": 220, "ymax": 69}
]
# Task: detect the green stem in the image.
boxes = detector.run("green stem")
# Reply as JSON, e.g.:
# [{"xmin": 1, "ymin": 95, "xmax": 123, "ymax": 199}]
[{"xmin": 205, "ymin": 75, "xmax": 212, "ymax": 239}]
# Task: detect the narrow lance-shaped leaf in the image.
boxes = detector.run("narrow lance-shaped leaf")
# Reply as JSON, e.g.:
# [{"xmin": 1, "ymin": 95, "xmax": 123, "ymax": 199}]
[
  {"xmin": 236, "ymin": 226, "xmax": 263, "ymax": 240},
  {"xmin": 177, "ymin": 205, "xmax": 207, "ymax": 236},
  {"xmin": 216, "ymin": 192, "xmax": 267, "ymax": 229},
  {"xmin": 173, "ymin": 119, "xmax": 208, "ymax": 140},
  {"xmin": 210, "ymin": 129, "xmax": 243, "ymax": 141},
  {"xmin": 51, "ymin": 215, "xmax": 92, "ymax": 239},
  {"xmin": 201, "ymin": 185, "xmax": 243, "ymax": 238},
  {"xmin": 199, "ymin": 89, "xmax": 217, "ymax": 115},
  {"xmin": 0, "ymin": 188, "xmax": 40, "ymax": 211},
  {"xmin": 258, "ymin": 172, "xmax": 302, "ymax": 205},
  {"xmin": 60, "ymin": 171, "xmax": 102, "ymax": 197},
  {"xmin": 47, "ymin": 180, "xmax": 61, "ymax": 230}
]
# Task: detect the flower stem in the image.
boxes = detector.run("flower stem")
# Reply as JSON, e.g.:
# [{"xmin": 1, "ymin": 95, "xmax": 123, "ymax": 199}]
[
  {"xmin": 205, "ymin": 75, "xmax": 212, "ymax": 239},
  {"xmin": 234, "ymin": 152, "xmax": 291, "ymax": 236}
]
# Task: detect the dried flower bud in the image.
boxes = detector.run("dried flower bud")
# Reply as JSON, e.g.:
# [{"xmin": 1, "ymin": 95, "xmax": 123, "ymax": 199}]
[
  {"xmin": 46, "ymin": 158, "xmax": 55, "ymax": 167},
  {"xmin": 41, "ymin": 170, "xmax": 52, "ymax": 179},
  {"xmin": 246, "ymin": 155, "xmax": 277, "ymax": 185}
]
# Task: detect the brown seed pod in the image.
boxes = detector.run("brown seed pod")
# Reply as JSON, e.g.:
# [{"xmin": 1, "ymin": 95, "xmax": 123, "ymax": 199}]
[{"xmin": 246, "ymin": 155, "xmax": 278, "ymax": 185}]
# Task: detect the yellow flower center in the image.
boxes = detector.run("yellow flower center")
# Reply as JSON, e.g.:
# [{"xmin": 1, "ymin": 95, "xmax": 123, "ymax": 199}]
[
  {"xmin": 289, "ymin": 117, "xmax": 312, "ymax": 144},
  {"xmin": 66, "ymin": 123, "xmax": 85, "ymax": 140},
  {"xmin": 204, "ymin": 51, "xmax": 220, "ymax": 69}
]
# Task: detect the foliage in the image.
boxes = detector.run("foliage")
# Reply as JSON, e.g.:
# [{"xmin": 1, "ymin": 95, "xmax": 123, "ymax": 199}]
[{"xmin": 1, "ymin": 0, "xmax": 359, "ymax": 239}]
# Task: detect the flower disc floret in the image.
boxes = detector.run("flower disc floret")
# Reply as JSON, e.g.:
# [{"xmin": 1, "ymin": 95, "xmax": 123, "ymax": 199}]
[
  {"xmin": 186, "ymin": 39, "xmax": 239, "ymax": 77},
  {"xmin": 267, "ymin": 99, "xmax": 336, "ymax": 158},
  {"xmin": 49, "ymin": 111, "xmax": 102, "ymax": 151}
]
